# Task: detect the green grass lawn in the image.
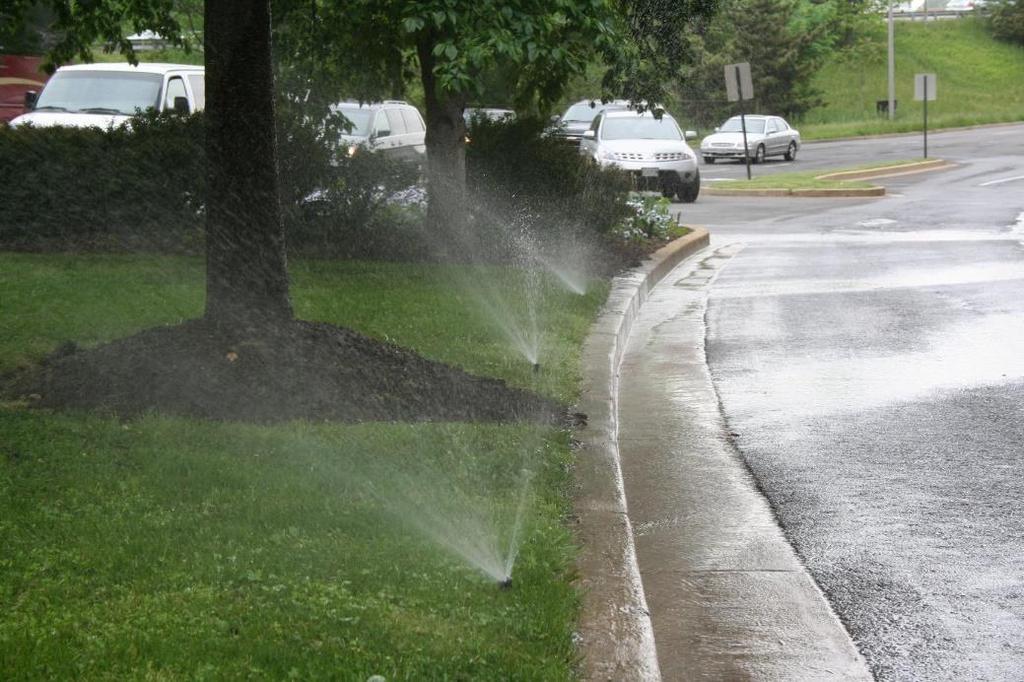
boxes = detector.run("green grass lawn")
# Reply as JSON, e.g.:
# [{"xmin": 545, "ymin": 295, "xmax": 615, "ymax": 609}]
[
  {"xmin": 0, "ymin": 253, "xmax": 609, "ymax": 679},
  {"xmin": 712, "ymin": 170, "xmax": 874, "ymax": 190},
  {"xmin": 710, "ymin": 159, "xmax": 925, "ymax": 190},
  {"xmin": 801, "ymin": 17, "xmax": 1024, "ymax": 139}
]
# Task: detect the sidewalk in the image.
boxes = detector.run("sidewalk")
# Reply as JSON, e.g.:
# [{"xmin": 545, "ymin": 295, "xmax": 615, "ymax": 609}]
[{"xmin": 574, "ymin": 234, "xmax": 872, "ymax": 680}]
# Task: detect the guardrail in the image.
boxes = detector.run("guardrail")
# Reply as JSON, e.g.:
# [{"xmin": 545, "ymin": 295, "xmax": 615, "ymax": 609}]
[{"xmin": 894, "ymin": 9, "xmax": 989, "ymax": 20}]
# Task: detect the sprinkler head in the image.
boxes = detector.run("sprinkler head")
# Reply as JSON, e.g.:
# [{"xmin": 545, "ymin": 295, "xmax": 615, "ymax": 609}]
[
  {"xmin": 532, "ymin": 362, "xmax": 541, "ymax": 374},
  {"xmin": 498, "ymin": 577, "xmax": 513, "ymax": 589}
]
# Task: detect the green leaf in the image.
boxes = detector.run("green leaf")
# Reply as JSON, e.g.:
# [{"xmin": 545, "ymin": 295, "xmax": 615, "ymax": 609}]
[
  {"xmin": 401, "ymin": 17, "xmax": 425, "ymax": 33},
  {"xmin": 444, "ymin": 44, "xmax": 458, "ymax": 60}
]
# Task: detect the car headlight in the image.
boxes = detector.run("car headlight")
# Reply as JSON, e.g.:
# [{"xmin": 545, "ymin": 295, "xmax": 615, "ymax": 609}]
[{"xmin": 347, "ymin": 145, "xmax": 358, "ymax": 157}]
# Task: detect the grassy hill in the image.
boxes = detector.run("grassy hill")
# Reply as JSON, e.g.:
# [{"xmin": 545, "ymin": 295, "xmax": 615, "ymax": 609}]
[{"xmin": 801, "ymin": 16, "xmax": 1024, "ymax": 139}]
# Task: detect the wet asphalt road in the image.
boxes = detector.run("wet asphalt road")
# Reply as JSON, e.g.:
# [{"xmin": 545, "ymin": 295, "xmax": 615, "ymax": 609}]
[
  {"xmin": 674, "ymin": 124, "xmax": 1024, "ymax": 679},
  {"xmin": 698, "ymin": 122, "xmax": 1023, "ymax": 181}
]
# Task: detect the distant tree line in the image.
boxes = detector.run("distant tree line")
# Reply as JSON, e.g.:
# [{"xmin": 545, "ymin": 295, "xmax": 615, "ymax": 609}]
[{"xmin": 674, "ymin": 0, "xmax": 883, "ymax": 125}]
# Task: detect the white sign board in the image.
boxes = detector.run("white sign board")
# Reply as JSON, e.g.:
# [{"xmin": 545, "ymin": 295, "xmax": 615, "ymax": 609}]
[
  {"xmin": 914, "ymin": 73, "xmax": 937, "ymax": 102},
  {"xmin": 725, "ymin": 63, "xmax": 754, "ymax": 102}
]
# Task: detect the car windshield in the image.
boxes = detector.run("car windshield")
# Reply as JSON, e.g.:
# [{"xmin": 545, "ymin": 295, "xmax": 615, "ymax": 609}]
[
  {"xmin": 336, "ymin": 107, "xmax": 373, "ymax": 135},
  {"xmin": 719, "ymin": 117, "xmax": 766, "ymax": 134},
  {"xmin": 562, "ymin": 102, "xmax": 622, "ymax": 123},
  {"xmin": 601, "ymin": 116, "xmax": 681, "ymax": 141},
  {"xmin": 34, "ymin": 70, "xmax": 163, "ymax": 115}
]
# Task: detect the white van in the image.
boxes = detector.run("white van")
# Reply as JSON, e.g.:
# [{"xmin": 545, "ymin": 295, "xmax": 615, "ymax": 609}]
[{"xmin": 11, "ymin": 62, "xmax": 205, "ymax": 129}]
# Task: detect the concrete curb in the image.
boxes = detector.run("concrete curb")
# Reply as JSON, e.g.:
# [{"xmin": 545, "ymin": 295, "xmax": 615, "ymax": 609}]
[
  {"xmin": 816, "ymin": 158, "xmax": 950, "ymax": 181},
  {"xmin": 703, "ymin": 185, "xmax": 885, "ymax": 197},
  {"xmin": 702, "ymin": 158, "xmax": 955, "ymax": 198},
  {"xmin": 573, "ymin": 228, "xmax": 710, "ymax": 681},
  {"xmin": 612, "ymin": 245, "xmax": 872, "ymax": 680}
]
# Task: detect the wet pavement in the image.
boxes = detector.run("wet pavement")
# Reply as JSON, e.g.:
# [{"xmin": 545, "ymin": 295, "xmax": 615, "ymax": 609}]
[
  {"xmin": 699, "ymin": 122, "xmax": 1024, "ymax": 181},
  {"xmin": 616, "ymin": 245, "xmax": 871, "ymax": 680},
  {"xmin": 665, "ymin": 125, "xmax": 1024, "ymax": 679}
]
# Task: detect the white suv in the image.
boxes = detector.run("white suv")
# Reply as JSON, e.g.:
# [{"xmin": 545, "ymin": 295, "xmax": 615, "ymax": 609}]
[
  {"xmin": 580, "ymin": 109, "xmax": 701, "ymax": 203},
  {"xmin": 12, "ymin": 62, "xmax": 204, "ymax": 129}
]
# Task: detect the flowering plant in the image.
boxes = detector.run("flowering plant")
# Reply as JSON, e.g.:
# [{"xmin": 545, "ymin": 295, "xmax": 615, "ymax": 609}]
[{"xmin": 613, "ymin": 193, "xmax": 678, "ymax": 242}]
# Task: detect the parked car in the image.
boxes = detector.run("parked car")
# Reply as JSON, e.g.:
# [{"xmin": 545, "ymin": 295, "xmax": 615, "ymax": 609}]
[
  {"xmin": 10, "ymin": 62, "xmax": 204, "ymax": 128},
  {"xmin": 333, "ymin": 100, "xmax": 426, "ymax": 165},
  {"xmin": 551, "ymin": 98, "xmax": 631, "ymax": 146},
  {"xmin": 580, "ymin": 109, "xmax": 701, "ymax": 202},
  {"xmin": 464, "ymin": 107, "xmax": 515, "ymax": 124},
  {"xmin": 699, "ymin": 115, "xmax": 800, "ymax": 164}
]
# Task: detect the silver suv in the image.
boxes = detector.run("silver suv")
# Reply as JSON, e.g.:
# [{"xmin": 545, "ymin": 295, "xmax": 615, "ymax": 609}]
[
  {"xmin": 580, "ymin": 109, "xmax": 701, "ymax": 203},
  {"xmin": 333, "ymin": 100, "xmax": 426, "ymax": 164}
]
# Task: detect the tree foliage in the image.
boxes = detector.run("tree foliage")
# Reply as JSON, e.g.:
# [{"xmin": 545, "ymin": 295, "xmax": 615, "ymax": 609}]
[
  {"xmin": 676, "ymin": 0, "xmax": 868, "ymax": 123},
  {"xmin": 989, "ymin": 0, "xmax": 1024, "ymax": 46},
  {"xmin": 272, "ymin": 0, "xmax": 644, "ymax": 230},
  {"xmin": 274, "ymin": 0, "xmax": 626, "ymax": 106},
  {"xmin": 2, "ymin": 0, "xmax": 187, "ymax": 71}
]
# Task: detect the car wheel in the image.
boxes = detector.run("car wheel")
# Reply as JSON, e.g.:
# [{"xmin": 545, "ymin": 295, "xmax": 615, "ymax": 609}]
[
  {"xmin": 784, "ymin": 141, "xmax": 797, "ymax": 161},
  {"xmin": 703, "ymin": 156, "xmax": 715, "ymax": 164},
  {"xmin": 753, "ymin": 144, "xmax": 766, "ymax": 164},
  {"xmin": 661, "ymin": 184, "xmax": 676, "ymax": 199},
  {"xmin": 677, "ymin": 172, "xmax": 700, "ymax": 203}
]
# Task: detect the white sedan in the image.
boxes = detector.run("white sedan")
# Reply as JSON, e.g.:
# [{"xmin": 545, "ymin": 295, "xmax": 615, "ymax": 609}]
[{"xmin": 700, "ymin": 115, "xmax": 800, "ymax": 164}]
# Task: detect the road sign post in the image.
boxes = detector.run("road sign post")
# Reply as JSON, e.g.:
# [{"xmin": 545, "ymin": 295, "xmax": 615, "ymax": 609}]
[
  {"xmin": 887, "ymin": 0, "xmax": 895, "ymax": 121},
  {"xmin": 725, "ymin": 62, "xmax": 755, "ymax": 180},
  {"xmin": 914, "ymin": 73, "xmax": 936, "ymax": 159}
]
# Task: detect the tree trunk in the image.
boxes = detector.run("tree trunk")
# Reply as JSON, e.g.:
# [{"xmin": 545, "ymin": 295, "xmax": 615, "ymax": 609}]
[
  {"xmin": 204, "ymin": 0, "xmax": 292, "ymax": 325},
  {"xmin": 417, "ymin": 37, "xmax": 468, "ymax": 236}
]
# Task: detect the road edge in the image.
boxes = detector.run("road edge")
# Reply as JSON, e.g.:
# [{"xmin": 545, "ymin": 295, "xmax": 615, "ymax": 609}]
[
  {"xmin": 816, "ymin": 158, "xmax": 951, "ymax": 181},
  {"xmin": 702, "ymin": 158, "xmax": 955, "ymax": 197},
  {"xmin": 573, "ymin": 227, "xmax": 710, "ymax": 681},
  {"xmin": 703, "ymin": 185, "xmax": 885, "ymax": 197},
  {"xmin": 802, "ymin": 119, "xmax": 1023, "ymax": 145}
]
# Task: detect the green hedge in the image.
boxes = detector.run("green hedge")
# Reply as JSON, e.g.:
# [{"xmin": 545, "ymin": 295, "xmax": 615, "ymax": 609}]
[
  {"xmin": 1, "ymin": 112, "xmax": 630, "ymax": 259},
  {"xmin": 465, "ymin": 116, "xmax": 632, "ymax": 239},
  {"xmin": 0, "ymin": 112, "xmax": 206, "ymax": 251},
  {"xmin": 0, "ymin": 111, "xmax": 419, "ymax": 257}
]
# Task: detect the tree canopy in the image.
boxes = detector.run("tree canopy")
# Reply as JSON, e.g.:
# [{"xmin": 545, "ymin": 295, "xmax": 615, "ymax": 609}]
[{"xmin": 6, "ymin": 0, "xmax": 721, "ymax": 310}]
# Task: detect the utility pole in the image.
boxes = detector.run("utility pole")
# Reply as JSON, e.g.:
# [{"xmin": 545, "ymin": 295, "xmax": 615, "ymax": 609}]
[{"xmin": 888, "ymin": 0, "xmax": 896, "ymax": 121}]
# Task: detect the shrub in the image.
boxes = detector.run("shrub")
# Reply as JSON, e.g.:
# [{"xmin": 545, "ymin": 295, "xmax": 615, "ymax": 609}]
[
  {"xmin": 0, "ymin": 111, "xmax": 205, "ymax": 251},
  {"xmin": 464, "ymin": 116, "xmax": 632, "ymax": 238},
  {"xmin": 989, "ymin": 0, "xmax": 1024, "ymax": 45},
  {"xmin": 288, "ymin": 151, "xmax": 423, "ymax": 260},
  {"xmin": 0, "ymin": 109, "xmax": 420, "ymax": 257}
]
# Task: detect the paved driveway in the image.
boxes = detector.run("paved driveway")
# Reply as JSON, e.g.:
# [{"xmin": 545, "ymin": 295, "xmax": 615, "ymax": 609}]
[{"xmin": 676, "ymin": 125, "xmax": 1024, "ymax": 679}]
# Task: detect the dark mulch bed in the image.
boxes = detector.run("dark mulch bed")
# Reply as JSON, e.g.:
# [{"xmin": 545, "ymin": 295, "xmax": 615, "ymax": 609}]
[{"xmin": 1, "ymin": 318, "xmax": 561, "ymax": 424}]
